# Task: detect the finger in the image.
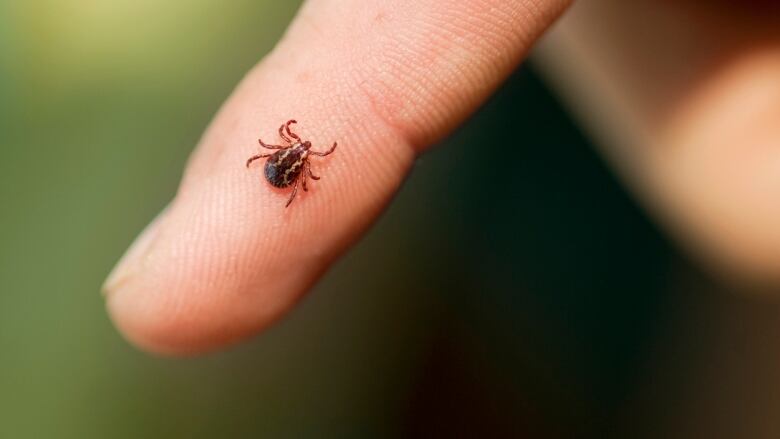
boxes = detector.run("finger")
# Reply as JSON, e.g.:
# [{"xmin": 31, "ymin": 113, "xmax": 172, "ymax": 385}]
[
  {"xmin": 535, "ymin": 0, "xmax": 780, "ymax": 287},
  {"xmin": 104, "ymin": 0, "xmax": 572, "ymax": 355}
]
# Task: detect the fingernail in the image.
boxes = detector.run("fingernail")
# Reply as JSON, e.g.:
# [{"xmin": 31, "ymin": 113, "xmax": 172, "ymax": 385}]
[{"xmin": 102, "ymin": 206, "xmax": 169, "ymax": 297}]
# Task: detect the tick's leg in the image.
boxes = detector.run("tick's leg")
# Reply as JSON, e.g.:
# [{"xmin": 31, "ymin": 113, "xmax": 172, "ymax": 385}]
[
  {"xmin": 259, "ymin": 138, "xmax": 287, "ymax": 150},
  {"xmin": 278, "ymin": 124, "xmax": 291, "ymax": 143},
  {"xmin": 285, "ymin": 177, "xmax": 300, "ymax": 208},
  {"xmin": 310, "ymin": 142, "xmax": 337, "ymax": 157},
  {"xmin": 284, "ymin": 119, "xmax": 301, "ymax": 141},
  {"xmin": 246, "ymin": 153, "xmax": 272, "ymax": 167},
  {"xmin": 307, "ymin": 162, "xmax": 321, "ymax": 180},
  {"xmin": 302, "ymin": 170, "xmax": 309, "ymax": 192}
]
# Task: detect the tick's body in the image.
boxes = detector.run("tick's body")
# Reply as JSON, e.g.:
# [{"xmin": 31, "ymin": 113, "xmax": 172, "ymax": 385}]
[
  {"xmin": 246, "ymin": 120, "xmax": 337, "ymax": 207},
  {"xmin": 264, "ymin": 143, "xmax": 309, "ymax": 188}
]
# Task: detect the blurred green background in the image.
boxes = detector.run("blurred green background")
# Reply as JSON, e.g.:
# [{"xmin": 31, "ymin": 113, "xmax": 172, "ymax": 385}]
[{"xmin": 3, "ymin": 1, "xmax": 780, "ymax": 438}]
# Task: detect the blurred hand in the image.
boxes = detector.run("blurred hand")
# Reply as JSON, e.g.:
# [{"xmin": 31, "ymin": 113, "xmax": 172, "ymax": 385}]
[
  {"xmin": 103, "ymin": 0, "xmax": 572, "ymax": 354},
  {"xmin": 534, "ymin": 0, "xmax": 780, "ymax": 287}
]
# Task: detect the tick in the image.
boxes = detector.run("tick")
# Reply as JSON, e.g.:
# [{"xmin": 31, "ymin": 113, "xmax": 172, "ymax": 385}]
[{"xmin": 246, "ymin": 119, "xmax": 337, "ymax": 207}]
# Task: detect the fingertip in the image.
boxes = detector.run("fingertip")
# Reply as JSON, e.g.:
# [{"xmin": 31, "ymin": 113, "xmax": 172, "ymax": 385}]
[
  {"xmin": 106, "ymin": 265, "xmax": 296, "ymax": 356},
  {"xmin": 107, "ymin": 296, "xmax": 246, "ymax": 357},
  {"xmin": 106, "ymin": 289, "xmax": 197, "ymax": 356}
]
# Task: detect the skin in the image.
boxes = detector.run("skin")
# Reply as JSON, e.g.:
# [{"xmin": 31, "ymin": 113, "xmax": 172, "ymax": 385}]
[
  {"xmin": 104, "ymin": 0, "xmax": 780, "ymax": 355},
  {"xmin": 534, "ymin": 1, "xmax": 780, "ymax": 287},
  {"xmin": 104, "ymin": 0, "xmax": 573, "ymax": 355}
]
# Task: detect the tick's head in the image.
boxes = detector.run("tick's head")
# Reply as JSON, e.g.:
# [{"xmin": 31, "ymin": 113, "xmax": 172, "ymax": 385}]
[{"xmin": 301, "ymin": 141, "xmax": 312, "ymax": 150}]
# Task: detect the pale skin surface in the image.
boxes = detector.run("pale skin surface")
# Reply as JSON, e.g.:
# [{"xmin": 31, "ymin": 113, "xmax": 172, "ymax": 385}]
[{"xmin": 104, "ymin": 0, "xmax": 780, "ymax": 355}]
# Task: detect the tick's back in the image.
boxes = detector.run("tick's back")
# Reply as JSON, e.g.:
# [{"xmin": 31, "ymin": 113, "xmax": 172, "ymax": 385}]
[{"xmin": 264, "ymin": 147, "xmax": 304, "ymax": 188}]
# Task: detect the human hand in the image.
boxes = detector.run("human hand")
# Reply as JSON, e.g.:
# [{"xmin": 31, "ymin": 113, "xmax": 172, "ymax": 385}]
[
  {"xmin": 535, "ymin": 0, "xmax": 780, "ymax": 287},
  {"xmin": 102, "ymin": 0, "xmax": 572, "ymax": 354}
]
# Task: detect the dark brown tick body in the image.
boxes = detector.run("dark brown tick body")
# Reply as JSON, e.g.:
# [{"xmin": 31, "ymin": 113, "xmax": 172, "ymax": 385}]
[{"xmin": 246, "ymin": 120, "xmax": 337, "ymax": 207}]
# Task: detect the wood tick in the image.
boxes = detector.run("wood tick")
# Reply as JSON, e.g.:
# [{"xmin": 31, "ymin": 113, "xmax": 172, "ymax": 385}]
[{"xmin": 246, "ymin": 119, "xmax": 337, "ymax": 207}]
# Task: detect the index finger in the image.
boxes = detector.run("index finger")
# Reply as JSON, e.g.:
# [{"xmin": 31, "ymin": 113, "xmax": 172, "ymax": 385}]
[{"xmin": 103, "ymin": 0, "xmax": 571, "ymax": 355}]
